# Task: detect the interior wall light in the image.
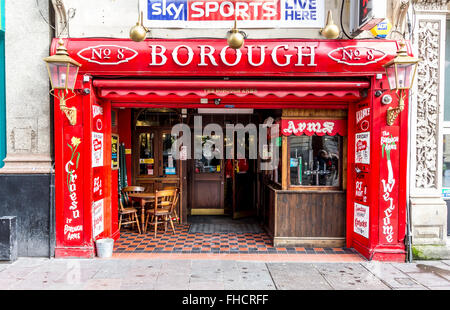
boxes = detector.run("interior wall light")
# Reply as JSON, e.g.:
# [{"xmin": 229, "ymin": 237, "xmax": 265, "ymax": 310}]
[{"xmin": 43, "ymin": 39, "xmax": 81, "ymax": 126}]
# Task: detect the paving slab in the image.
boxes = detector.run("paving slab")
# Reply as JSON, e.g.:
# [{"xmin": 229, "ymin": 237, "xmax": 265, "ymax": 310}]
[
  {"xmin": 0, "ymin": 266, "xmax": 37, "ymax": 280},
  {"xmin": 220, "ymin": 261, "xmax": 275, "ymax": 290},
  {"xmin": 0, "ymin": 263, "xmax": 12, "ymax": 272},
  {"xmin": 314, "ymin": 263, "xmax": 389, "ymax": 290},
  {"xmin": 5, "ymin": 257, "xmax": 450, "ymax": 290},
  {"xmin": 362, "ymin": 262, "xmax": 425, "ymax": 289},
  {"xmin": 190, "ymin": 260, "xmax": 224, "ymax": 282},
  {"xmin": 83, "ymin": 278, "xmax": 123, "ymax": 290},
  {"xmin": 92, "ymin": 260, "xmax": 134, "ymax": 279},
  {"xmin": 7, "ymin": 258, "xmax": 48, "ymax": 268},
  {"xmin": 414, "ymin": 262, "xmax": 450, "ymax": 281},
  {"xmin": 0, "ymin": 278, "xmax": 15, "ymax": 289},
  {"xmin": 237, "ymin": 261, "xmax": 275, "ymax": 289},
  {"xmin": 267, "ymin": 263, "xmax": 332, "ymax": 290},
  {"xmin": 391, "ymin": 261, "xmax": 450, "ymax": 287},
  {"xmin": 189, "ymin": 280, "xmax": 225, "ymax": 290},
  {"xmin": 405, "ymin": 272, "xmax": 450, "ymax": 289}
]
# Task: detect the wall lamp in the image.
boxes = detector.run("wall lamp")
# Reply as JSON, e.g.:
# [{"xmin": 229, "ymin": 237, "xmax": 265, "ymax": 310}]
[
  {"xmin": 383, "ymin": 41, "xmax": 420, "ymax": 126},
  {"xmin": 43, "ymin": 39, "xmax": 81, "ymax": 126}
]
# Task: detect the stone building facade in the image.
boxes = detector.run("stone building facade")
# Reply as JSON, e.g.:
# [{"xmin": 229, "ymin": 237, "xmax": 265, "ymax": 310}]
[{"xmin": 408, "ymin": 0, "xmax": 450, "ymax": 258}]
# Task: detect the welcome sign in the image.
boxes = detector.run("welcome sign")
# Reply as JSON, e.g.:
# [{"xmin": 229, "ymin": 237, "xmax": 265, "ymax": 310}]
[{"xmin": 141, "ymin": 0, "xmax": 325, "ymax": 28}]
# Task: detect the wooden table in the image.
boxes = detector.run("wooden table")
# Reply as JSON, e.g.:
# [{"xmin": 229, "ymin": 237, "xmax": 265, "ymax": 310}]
[{"xmin": 127, "ymin": 193, "xmax": 155, "ymax": 234}]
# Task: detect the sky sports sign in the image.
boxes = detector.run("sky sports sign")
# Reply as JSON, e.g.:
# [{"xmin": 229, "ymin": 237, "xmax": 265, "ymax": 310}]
[{"xmin": 141, "ymin": 0, "xmax": 325, "ymax": 28}]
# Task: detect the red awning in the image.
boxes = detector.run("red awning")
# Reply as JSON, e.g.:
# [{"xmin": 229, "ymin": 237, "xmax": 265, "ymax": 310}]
[{"xmin": 93, "ymin": 79, "xmax": 369, "ymax": 104}]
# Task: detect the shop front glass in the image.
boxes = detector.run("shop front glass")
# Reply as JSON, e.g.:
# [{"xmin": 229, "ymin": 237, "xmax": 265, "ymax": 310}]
[{"xmin": 289, "ymin": 135, "xmax": 342, "ymax": 187}]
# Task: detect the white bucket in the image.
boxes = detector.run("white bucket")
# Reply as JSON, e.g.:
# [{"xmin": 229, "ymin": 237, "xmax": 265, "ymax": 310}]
[{"xmin": 95, "ymin": 238, "xmax": 114, "ymax": 258}]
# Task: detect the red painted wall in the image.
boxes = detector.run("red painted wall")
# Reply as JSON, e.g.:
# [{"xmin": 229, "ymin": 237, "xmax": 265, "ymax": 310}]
[{"xmin": 111, "ymin": 108, "xmax": 119, "ymax": 240}]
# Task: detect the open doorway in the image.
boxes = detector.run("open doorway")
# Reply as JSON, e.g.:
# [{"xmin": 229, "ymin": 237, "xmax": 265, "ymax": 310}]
[
  {"xmin": 187, "ymin": 109, "xmax": 278, "ymax": 232},
  {"xmin": 113, "ymin": 106, "xmax": 348, "ymax": 251}
]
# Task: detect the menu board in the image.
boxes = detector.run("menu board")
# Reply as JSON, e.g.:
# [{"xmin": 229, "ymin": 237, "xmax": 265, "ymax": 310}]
[{"xmin": 111, "ymin": 134, "xmax": 119, "ymax": 170}]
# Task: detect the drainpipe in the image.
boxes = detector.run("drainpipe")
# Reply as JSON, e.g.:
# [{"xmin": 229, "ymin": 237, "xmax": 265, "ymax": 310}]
[
  {"xmin": 405, "ymin": 195, "xmax": 413, "ymax": 262},
  {"xmin": 49, "ymin": 162, "xmax": 56, "ymax": 258}
]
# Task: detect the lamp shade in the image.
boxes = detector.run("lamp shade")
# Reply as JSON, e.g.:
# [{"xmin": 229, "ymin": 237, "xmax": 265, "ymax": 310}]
[
  {"xmin": 45, "ymin": 62, "xmax": 80, "ymax": 90},
  {"xmin": 383, "ymin": 42, "xmax": 419, "ymax": 91},
  {"xmin": 43, "ymin": 39, "xmax": 81, "ymax": 91}
]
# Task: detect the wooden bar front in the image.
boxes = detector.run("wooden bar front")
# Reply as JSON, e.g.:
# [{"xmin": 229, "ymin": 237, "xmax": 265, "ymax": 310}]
[{"xmin": 262, "ymin": 184, "xmax": 346, "ymax": 247}]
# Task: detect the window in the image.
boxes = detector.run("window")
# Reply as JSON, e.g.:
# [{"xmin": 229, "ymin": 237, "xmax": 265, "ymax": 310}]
[
  {"xmin": 288, "ymin": 135, "xmax": 342, "ymax": 187},
  {"xmin": 162, "ymin": 132, "xmax": 177, "ymax": 175},
  {"xmin": 194, "ymin": 135, "xmax": 221, "ymax": 173},
  {"xmin": 443, "ymin": 134, "xmax": 450, "ymax": 189},
  {"xmin": 139, "ymin": 132, "xmax": 155, "ymax": 176}
]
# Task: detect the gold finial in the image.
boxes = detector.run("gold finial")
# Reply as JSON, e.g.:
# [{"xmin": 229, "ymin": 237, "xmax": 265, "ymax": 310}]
[{"xmin": 320, "ymin": 10, "xmax": 340, "ymax": 39}]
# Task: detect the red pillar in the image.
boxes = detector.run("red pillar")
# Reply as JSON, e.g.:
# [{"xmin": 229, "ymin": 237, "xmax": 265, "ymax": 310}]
[
  {"xmin": 349, "ymin": 74, "xmax": 407, "ymax": 262},
  {"xmin": 54, "ymin": 78, "xmax": 95, "ymax": 258}
]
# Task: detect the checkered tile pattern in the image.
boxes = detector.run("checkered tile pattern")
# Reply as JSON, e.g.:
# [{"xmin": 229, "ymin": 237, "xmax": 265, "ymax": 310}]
[{"xmin": 114, "ymin": 224, "xmax": 357, "ymax": 255}]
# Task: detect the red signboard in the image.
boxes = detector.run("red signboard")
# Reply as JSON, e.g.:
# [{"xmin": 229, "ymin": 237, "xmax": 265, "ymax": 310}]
[
  {"xmin": 280, "ymin": 119, "xmax": 347, "ymax": 136},
  {"xmin": 54, "ymin": 39, "xmax": 402, "ymax": 77},
  {"xmin": 92, "ymin": 103, "xmax": 105, "ymax": 239},
  {"xmin": 379, "ymin": 126, "xmax": 400, "ymax": 244},
  {"xmin": 63, "ymin": 129, "xmax": 84, "ymax": 245}
]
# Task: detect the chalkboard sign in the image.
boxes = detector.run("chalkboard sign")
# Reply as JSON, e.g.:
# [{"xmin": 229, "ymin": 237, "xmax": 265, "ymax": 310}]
[{"xmin": 111, "ymin": 134, "xmax": 119, "ymax": 170}]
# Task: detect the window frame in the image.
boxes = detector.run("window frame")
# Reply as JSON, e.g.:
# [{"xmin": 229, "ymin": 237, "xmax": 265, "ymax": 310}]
[{"xmin": 286, "ymin": 133, "xmax": 344, "ymax": 191}]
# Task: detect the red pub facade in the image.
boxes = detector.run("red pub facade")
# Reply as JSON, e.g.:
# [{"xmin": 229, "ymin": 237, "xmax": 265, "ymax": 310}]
[{"xmin": 53, "ymin": 38, "xmax": 410, "ymax": 261}]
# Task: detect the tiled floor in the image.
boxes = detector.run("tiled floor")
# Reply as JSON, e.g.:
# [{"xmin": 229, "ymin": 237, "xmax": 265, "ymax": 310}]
[{"xmin": 114, "ymin": 224, "xmax": 359, "ymax": 256}]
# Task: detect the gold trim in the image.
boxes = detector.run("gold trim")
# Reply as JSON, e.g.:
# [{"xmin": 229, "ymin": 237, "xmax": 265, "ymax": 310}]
[
  {"xmin": 191, "ymin": 209, "xmax": 225, "ymax": 215},
  {"xmin": 386, "ymin": 89, "xmax": 406, "ymax": 126}
]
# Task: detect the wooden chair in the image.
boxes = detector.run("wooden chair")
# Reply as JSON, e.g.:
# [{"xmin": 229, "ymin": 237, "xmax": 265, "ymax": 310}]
[
  {"xmin": 119, "ymin": 196, "xmax": 141, "ymax": 234},
  {"xmin": 122, "ymin": 186, "xmax": 145, "ymax": 207},
  {"xmin": 163, "ymin": 186, "xmax": 180, "ymax": 222},
  {"xmin": 144, "ymin": 189, "xmax": 177, "ymax": 237},
  {"xmin": 171, "ymin": 188, "xmax": 179, "ymax": 222}
]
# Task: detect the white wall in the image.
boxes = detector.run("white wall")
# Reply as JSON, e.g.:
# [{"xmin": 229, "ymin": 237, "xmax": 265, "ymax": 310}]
[
  {"xmin": 62, "ymin": 0, "xmax": 351, "ymax": 39},
  {"xmin": 0, "ymin": 0, "xmax": 52, "ymax": 173}
]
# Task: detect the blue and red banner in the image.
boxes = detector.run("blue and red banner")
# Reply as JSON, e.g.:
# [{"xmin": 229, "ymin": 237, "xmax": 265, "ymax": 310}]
[{"xmin": 141, "ymin": 0, "xmax": 324, "ymax": 28}]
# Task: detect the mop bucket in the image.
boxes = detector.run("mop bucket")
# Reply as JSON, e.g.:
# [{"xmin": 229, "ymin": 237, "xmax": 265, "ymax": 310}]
[{"xmin": 95, "ymin": 238, "xmax": 114, "ymax": 258}]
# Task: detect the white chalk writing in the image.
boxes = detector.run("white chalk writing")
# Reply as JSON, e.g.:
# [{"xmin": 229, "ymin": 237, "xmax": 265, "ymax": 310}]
[{"xmin": 283, "ymin": 121, "xmax": 335, "ymax": 135}]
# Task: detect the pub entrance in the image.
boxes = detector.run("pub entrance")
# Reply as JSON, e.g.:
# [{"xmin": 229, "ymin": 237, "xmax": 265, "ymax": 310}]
[
  {"xmin": 125, "ymin": 108, "xmax": 279, "ymax": 230},
  {"xmin": 115, "ymin": 106, "xmax": 348, "ymax": 244}
]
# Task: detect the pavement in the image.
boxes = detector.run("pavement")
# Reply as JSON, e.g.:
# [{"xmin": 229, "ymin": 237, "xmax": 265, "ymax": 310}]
[{"xmin": 0, "ymin": 257, "xmax": 450, "ymax": 290}]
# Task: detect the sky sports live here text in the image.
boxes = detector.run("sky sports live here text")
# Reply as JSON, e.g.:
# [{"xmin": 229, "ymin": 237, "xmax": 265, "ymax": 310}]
[{"xmin": 143, "ymin": 0, "xmax": 325, "ymax": 28}]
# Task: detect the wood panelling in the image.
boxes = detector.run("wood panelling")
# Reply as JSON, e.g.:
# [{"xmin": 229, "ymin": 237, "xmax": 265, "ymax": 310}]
[
  {"xmin": 192, "ymin": 176, "xmax": 224, "ymax": 209},
  {"xmin": 262, "ymin": 183, "xmax": 276, "ymax": 237},
  {"xmin": 261, "ymin": 183, "xmax": 346, "ymax": 246},
  {"xmin": 275, "ymin": 191, "xmax": 346, "ymax": 238}
]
